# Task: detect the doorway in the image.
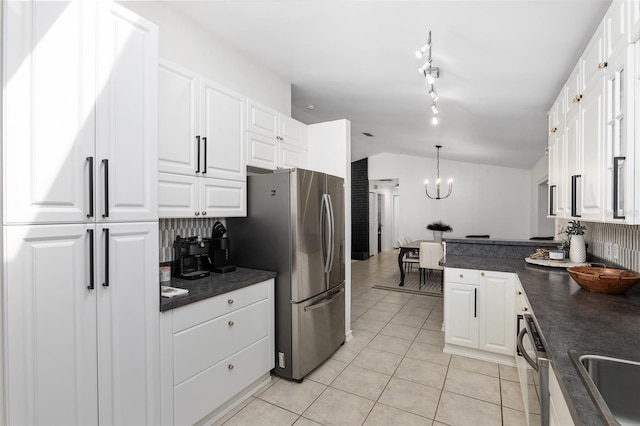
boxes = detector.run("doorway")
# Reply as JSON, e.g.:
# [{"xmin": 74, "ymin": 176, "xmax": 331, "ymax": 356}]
[
  {"xmin": 369, "ymin": 192, "xmax": 376, "ymax": 256},
  {"xmin": 537, "ymin": 180, "xmax": 554, "ymax": 237}
]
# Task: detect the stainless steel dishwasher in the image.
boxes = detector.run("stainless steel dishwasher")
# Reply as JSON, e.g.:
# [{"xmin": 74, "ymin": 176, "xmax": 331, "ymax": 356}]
[{"xmin": 517, "ymin": 313, "xmax": 550, "ymax": 426}]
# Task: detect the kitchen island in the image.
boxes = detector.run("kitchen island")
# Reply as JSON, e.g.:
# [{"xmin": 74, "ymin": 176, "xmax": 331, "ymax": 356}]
[{"xmin": 442, "ymin": 238, "xmax": 640, "ymax": 426}]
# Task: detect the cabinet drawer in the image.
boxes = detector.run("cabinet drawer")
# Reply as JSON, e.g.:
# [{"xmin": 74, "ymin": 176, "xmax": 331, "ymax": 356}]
[
  {"xmin": 174, "ymin": 299, "xmax": 269, "ymax": 384},
  {"xmin": 173, "ymin": 281, "xmax": 269, "ymax": 333},
  {"xmin": 445, "ymin": 267, "xmax": 479, "ymax": 284},
  {"xmin": 174, "ymin": 337, "xmax": 270, "ymax": 426}
]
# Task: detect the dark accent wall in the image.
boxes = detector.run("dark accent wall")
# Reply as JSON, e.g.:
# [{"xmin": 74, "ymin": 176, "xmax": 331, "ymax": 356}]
[{"xmin": 351, "ymin": 158, "xmax": 370, "ymax": 260}]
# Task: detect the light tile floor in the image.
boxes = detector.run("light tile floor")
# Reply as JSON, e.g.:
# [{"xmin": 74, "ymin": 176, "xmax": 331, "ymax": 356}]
[{"xmin": 216, "ymin": 250, "xmax": 541, "ymax": 426}]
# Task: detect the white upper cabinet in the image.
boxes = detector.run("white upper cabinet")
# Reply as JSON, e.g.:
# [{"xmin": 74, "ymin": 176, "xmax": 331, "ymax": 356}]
[
  {"xmin": 200, "ymin": 79, "xmax": 246, "ymax": 180},
  {"xmin": 95, "ymin": 2, "xmax": 158, "ymax": 223},
  {"xmin": 3, "ymin": 0, "xmax": 96, "ymax": 224},
  {"xmin": 606, "ymin": 0, "xmax": 629, "ymax": 57},
  {"xmin": 582, "ymin": 22, "xmax": 606, "ymax": 88},
  {"xmin": 580, "ymin": 75, "xmax": 606, "ymax": 221},
  {"xmin": 3, "ymin": 0, "xmax": 157, "ymax": 225},
  {"xmin": 603, "ymin": 42, "xmax": 637, "ymax": 224},
  {"xmin": 158, "ymin": 60, "xmax": 246, "ymax": 181},
  {"xmin": 549, "ymin": 0, "xmax": 640, "ymax": 224},
  {"xmin": 158, "ymin": 61, "xmax": 199, "ymax": 176},
  {"xmin": 630, "ymin": 0, "xmax": 640, "ymax": 43},
  {"xmin": 246, "ymin": 99, "xmax": 307, "ymax": 170},
  {"xmin": 157, "ymin": 60, "xmax": 247, "ymax": 218},
  {"xmin": 548, "ymin": 90, "xmax": 567, "ymax": 218},
  {"xmin": 279, "ymin": 114, "xmax": 307, "ymax": 148}
]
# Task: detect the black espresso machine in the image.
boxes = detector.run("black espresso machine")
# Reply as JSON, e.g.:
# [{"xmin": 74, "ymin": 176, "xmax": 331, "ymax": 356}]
[{"xmin": 173, "ymin": 236, "xmax": 212, "ymax": 279}]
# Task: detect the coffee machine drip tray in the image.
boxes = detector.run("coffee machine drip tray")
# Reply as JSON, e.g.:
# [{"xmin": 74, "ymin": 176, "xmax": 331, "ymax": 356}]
[
  {"xmin": 213, "ymin": 265, "xmax": 236, "ymax": 274},
  {"xmin": 178, "ymin": 270, "xmax": 210, "ymax": 280}
]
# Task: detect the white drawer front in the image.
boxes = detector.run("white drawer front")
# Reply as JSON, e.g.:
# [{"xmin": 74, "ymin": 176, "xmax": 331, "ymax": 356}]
[
  {"xmin": 173, "ymin": 281, "xmax": 269, "ymax": 333},
  {"xmin": 445, "ymin": 267, "xmax": 479, "ymax": 284},
  {"xmin": 174, "ymin": 337, "xmax": 270, "ymax": 426},
  {"xmin": 174, "ymin": 299, "xmax": 269, "ymax": 384}
]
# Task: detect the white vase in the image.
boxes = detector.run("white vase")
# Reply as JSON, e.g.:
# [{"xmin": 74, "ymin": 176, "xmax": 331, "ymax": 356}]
[
  {"xmin": 433, "ymin": 231, "xmax": 443, "ymax": 242},
  {"xmin": 569, "ymin": 234, "xmax": 586, "ymax": 263}
]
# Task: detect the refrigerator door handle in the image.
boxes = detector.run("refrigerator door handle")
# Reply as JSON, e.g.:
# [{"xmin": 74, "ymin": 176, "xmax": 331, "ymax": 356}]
[
  {"xmin": 304, "ymin": 287, "xmax": 345, "ymax": 312},
  {"xmin": 321, "ymin": 194, "xmax": 330, "ymax": 272},
  {"xmin": 326, "ymin": 194, "xmax": 335, "ymax": 272}
]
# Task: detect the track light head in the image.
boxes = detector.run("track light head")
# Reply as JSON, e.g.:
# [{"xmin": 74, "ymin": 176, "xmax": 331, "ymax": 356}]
[
  {"xmin": 431, "ymin": 103, "xmax": 439, "ymax": 115},
  {"xmin": 415, "ymin": 42, "xmax": 431, "ymax": 59}
]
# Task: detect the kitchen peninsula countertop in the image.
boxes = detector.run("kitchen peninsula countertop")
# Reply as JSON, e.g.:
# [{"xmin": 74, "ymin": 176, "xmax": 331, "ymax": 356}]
[
  {"xmin": 160, "ymin": 267, "xmax": 277, "ymax": 312},
  {"xmin": 443, "ymin": 254, "xmax": 640, "ymax": 426}
]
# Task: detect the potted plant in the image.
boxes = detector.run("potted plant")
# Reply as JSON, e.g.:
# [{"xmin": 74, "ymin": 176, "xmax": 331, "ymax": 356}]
[
  {"xmin": 558, "ymin": 220, "xmax": 587, "ymax": 263},
  {"xmin": 426, "ymin": 220, "xmax": 453, "ymax": 242}
]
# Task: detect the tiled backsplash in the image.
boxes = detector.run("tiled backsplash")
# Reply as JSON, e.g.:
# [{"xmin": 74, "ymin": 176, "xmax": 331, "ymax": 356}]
[
  {"xmin": 159, "ymin": 218, "xmax": 222, "ymax": 262},
  {"xmin": 589, "ymin": 222, "xmax": 640, "ymax": 272},
  {"xmin": 557, "ymin": 219, "xmax": 640, "ymax": 272}
]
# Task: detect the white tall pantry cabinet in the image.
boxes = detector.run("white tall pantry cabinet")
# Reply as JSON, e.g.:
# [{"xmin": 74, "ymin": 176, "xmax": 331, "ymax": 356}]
[{"xmin": 2, "ymin": 1, "xmax": 160, "ymax": 424}]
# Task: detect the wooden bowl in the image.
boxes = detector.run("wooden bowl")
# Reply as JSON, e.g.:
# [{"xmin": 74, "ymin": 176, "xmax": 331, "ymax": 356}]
[{"xmin": 567, "ymin": 267, "xmax": 640, "ymax": 294}]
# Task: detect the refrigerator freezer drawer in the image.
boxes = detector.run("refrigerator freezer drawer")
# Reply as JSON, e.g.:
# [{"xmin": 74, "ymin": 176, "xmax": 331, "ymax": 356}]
[{"xmin": 291, "ymin": 284, "xmax": 345, "ymax": 380}]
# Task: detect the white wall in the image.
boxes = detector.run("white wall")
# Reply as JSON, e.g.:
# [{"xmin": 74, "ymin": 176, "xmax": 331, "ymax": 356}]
[
  {"xmin": 120, "ymin": 2, "xmax": 291, "ymax": 114},
  {"xmin": 369, "ymin": 153, "xmax": 532, "ymax": 240}
]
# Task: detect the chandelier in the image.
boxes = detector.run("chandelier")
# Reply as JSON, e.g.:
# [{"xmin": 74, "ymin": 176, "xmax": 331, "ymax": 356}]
[
  {"xmin": 416, "ymin": 30, "xmax": 440, "ymax": 125},
  {"xmin": 425, "ymin": 145, "xmax": 453, "ymax": 199}
]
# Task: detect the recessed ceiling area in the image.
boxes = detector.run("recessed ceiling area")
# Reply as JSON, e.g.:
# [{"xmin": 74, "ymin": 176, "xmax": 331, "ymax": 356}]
[{"xmin": 163, "ymin": 0, "xmax": 611, "ymax": 169}]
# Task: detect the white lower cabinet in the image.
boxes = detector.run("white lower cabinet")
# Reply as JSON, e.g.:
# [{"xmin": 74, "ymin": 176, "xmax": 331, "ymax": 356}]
[
  {"xmin": 549, "ymin": 363, "xmax": 575, "ymax": 426},
  {"xmin": 4, "ymin": 222, "xmax": 160, "ymax": 425},
  {"xmin": 158, "ymin": 172, "xmax": 246, "ymax": 218},
  {"xmin": 161, "ymin": 279, "xmax": 275, "ymax": 426},
  {"xmin": 444, "ymin": 268, "xmax": 515, "ymax": 363}
]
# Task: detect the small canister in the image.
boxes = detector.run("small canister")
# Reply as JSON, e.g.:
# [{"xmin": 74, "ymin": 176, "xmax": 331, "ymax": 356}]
[
  {"xmin": 549, "ymin": 249, "xmax": 564, "ymax": 260},
  {"xmin": 160, "ymin": 266, "xmax": 171, "ymax": 282}
]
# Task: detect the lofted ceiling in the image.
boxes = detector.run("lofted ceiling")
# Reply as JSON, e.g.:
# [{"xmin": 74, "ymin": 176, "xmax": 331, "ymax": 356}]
[{"xmin": 165, "ymin": 0, "xmax": 611, "ymax": 169}]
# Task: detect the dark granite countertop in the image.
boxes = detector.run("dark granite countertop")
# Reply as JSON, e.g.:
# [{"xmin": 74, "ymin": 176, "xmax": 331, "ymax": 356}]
[
  {"xmin": 443, "ymin": 254, "xmax": 640, "ymax": 426},
  {"xmin": 160, "ymin": 267, "xmax": 277, "ymax": 312},
  {"xmin": 444, "ymin": 237, "xmax": 561, "ymax": 247}
]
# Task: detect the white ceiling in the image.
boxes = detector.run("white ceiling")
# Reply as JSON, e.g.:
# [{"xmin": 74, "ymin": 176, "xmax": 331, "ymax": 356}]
[{"xmin": 167, "ymin": 0, "xmax": 611, "ymax": 169}]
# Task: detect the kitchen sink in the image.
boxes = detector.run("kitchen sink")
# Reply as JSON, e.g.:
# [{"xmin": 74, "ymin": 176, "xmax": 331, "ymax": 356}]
[{"xmin": 571, "ymin": 351, "xmax": 640, "ymax": 426}]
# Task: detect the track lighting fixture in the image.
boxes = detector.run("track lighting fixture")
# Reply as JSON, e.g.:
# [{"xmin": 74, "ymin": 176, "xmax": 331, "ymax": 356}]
[{"xmin": 415, "ymin": 30, "xmax": 440, "ymax": 125}]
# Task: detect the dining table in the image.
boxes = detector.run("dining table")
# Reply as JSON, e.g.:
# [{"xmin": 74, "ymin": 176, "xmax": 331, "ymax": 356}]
[{"xmin": 397, "ymin": 240, "xmax": 433, "ymax": 286}]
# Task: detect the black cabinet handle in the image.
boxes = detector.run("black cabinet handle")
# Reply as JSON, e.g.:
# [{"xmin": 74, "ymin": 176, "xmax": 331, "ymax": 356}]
[
  {"xmin": 549, "ymin": 185, "xmax": 556, "ymax": 216},
  {"xmin": 613, "ymin": 157, "xmax": 626, "ymax": 219},
  {"xmin": 474, "ymin": 288, "xmax": 477, "ymax": 318},
  {"xmin": 86, "ymin": 157, "xmax": 94, "ymax": 218},
  {"xmin": 202, "ymin": 136, "xmax": 207, "ymax": 174},
  {"xmin": 103, "ymin": 228, "xmax": 109, "ymax": 287},
  {"xmin": 571, "ymin": 175, "xmax": 581, "ymax": 217},
  {"xmin": 102, "ymin": 159, "xmax": 109, "ymax": 218},
  {"xmin": 87, "ymin": 229, "xmax": 95, "ymax": 290},
  {"xmin": 196, "ymin": 136, "xmax": 201, "ymax": 174}
]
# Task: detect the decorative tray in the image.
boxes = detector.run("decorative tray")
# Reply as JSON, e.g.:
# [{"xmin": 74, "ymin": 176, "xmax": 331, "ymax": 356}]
[{"xmin": 525, "ymin": 257, "xmax": 589, "ymax": 268}]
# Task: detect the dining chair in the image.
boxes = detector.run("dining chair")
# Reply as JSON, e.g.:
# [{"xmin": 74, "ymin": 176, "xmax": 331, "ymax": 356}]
[
  {"xmin": 398, "ymin": 238, "xmax": 419, "ymax": 273},
  {"xmin": 419, "ymin": 242, "xmax": 444, "ymax": 289}
]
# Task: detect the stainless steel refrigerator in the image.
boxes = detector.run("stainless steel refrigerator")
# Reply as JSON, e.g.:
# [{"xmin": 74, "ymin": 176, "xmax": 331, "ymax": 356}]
[{"xmin": 228, "ymin": 168, "xmax": 345, "ymax": 381}]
